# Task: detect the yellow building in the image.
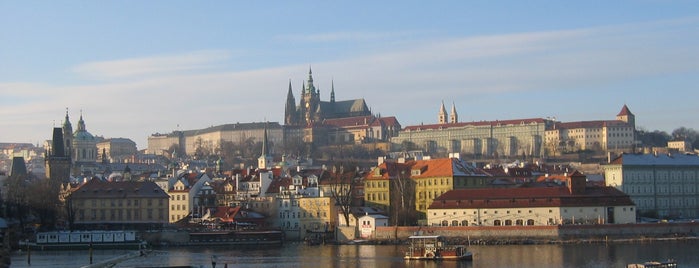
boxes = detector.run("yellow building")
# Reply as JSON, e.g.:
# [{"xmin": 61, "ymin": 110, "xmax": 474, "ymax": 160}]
[
  {"xmin": 365, "ymin": 157, "xmax": 482, "ymax": 223},
  {"xmin": 545, "ymin": 105, "xmax": 636, "ymax": 154},
  {"xmin": 364, "ymin": 162, "xmax": 396, "ymax": 212},
  {"xmin": 69, "ymin": 179, "xmax": 169, "ymax": 227},
  {"xmin": 168, "ymin": 180, "xmax": 189, "ymax": 223}
]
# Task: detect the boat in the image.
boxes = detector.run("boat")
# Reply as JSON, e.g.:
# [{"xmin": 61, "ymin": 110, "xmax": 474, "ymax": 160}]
[
  {"xmin": 27, "ymin": 230, "xmax": 145, "ymax": 250},
  {"xmin": 627, "ymin": 259, "xmax": 677, "ymax": 268},
  {"xmin": 403, "ymin": 235, "xmax": 473, "ymax": 261}
]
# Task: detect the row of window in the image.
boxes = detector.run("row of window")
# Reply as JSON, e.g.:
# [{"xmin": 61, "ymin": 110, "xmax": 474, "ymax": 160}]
[
  {"xmin": 79, "ymin": 199, "xmax": 161, "ymax": 207},
  {"xmin": 279, "ymin": 211, "xmax": 327, "ymax": 219},
  {"xmin": 77, "ymin": 208, "xmax": 164, "ymax": 221},
  {"xmin": 438, "ymin": 219, "xmax": 537, "ymax": 227}
]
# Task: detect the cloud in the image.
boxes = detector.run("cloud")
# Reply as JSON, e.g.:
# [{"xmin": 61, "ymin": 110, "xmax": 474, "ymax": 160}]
[
  {"xmin": 2, "ymin": 17, "xmax": 698, "ymax": 147},
  {"xmin": 277, "ymin": 30, "xmax": 418, "ymax": 43},
  {"xmin": 71, "ymin": 50, "xmax": 232, "ymax": 80}
]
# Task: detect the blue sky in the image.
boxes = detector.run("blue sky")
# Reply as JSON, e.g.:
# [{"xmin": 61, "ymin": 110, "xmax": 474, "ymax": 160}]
[{"xmin": 1, "ymin": 1, "xmax": 698, "ymax": 149}]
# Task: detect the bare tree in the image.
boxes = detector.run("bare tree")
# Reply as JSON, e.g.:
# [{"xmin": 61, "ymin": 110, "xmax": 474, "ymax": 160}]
[{"xmin": 328, "ymin": 163, "xmax": 358, "ymax": 226}]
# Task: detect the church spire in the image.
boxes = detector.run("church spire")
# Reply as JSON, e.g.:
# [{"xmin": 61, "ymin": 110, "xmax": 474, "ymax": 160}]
[
  {"xmin": 63, "ymin": 108, "xmax": 72, "ymax": 130},
  {"xmin": 450, "ymin": 102, "xmax": 458, "ymax": 123},
  {"xmin": 62, "ymin": 108, "xmax": 73, "ymax": 157},
  {"xmin": 77, "ymin": 110, "xmax": 86, "ymax": 132},
  {"xmin": 438, "ymin": 101, "xmax": 448, "ymax": 124},
  {"xmin": 258, "ymin": 122, "xmax": 272, "ymax": 169}
]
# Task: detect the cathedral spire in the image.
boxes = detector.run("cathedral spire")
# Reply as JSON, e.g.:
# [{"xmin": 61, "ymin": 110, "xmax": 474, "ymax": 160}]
[
  {"xmin": 330, "ymin": 80, "xmax": 335, "ymax": 103},
  {"xmin": 285, "ymin": 80, "xmax": 297, "ymax": 125}
]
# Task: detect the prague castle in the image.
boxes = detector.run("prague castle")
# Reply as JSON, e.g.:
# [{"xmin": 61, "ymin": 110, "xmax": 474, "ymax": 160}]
[{"xmin": 284, "ymin": 67, "xmax": 400, "ymax": 147}]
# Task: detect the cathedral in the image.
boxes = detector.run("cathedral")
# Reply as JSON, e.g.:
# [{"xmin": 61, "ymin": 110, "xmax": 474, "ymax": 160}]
[
  {"xmin": 283, "ymin": 68, "xmax": 400, "ymax": 147},
  {"xmin": 284, "ymin": 67, "xmax": 371, "ymax": 126}
]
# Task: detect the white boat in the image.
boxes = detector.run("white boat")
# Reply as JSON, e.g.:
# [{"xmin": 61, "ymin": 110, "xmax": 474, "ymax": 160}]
[{"xmin": 404, "ymin": 235, "xmax": 473, "ymax": 261}]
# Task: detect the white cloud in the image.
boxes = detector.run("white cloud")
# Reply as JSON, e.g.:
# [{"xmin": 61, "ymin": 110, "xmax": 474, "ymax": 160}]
[
  {"xmin": 71, "ymin": 50, "xmax": 233, "ymax": 80},
  {"xmin": 2, "ymin": 17, "xmax": 698, "ymax": 148},
  {"xmin": 277, "ymin": 30, "xmax": 418, "ymax": 43}
]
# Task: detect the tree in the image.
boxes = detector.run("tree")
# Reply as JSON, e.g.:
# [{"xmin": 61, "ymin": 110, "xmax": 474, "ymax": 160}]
[
  {"xmin": 400, "ymin": 140, "xmax": 418, "ymax": 152},
  {"xmin": 388, "ymin": 164, "xmax": 416, "ymax": 226},
  {"xmin": 328, "ymin": 163, "xmax": 360, "ymax": 227},
  {"xmin": 636, "ymin": 127, "xmax": 671, "ymax": 148},
  {"xmin": 672, "ymin": 127, "xmax": 699, "ymax": 149}
]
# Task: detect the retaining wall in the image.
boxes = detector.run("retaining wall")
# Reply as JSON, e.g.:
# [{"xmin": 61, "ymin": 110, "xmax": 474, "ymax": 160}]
[{"xmin": 373, "ymin": 222, "xmax": 699, "ymax": 241}]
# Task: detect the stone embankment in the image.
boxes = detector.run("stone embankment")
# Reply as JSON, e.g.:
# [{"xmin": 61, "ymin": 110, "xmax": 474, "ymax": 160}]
[{"xmin": 365, "ymin": 222, "xmax": 699, "ymax": 245}]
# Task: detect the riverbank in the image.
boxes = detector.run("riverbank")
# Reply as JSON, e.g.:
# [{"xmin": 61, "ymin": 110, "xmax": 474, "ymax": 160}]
[{"xmin": 361, "ymin": 222, "xmax": 699, "ymax": 246}]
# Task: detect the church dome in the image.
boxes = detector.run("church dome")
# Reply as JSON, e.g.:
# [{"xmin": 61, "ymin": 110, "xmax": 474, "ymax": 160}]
[{"xmin": 74, "ymin": 130, "xmax": 95, "ymax": 141}]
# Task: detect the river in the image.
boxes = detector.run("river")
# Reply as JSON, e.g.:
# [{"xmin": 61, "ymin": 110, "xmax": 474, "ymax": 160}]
[{"xmin": 10, "ymin": 240, "xmax": 699, "ymax": 267}]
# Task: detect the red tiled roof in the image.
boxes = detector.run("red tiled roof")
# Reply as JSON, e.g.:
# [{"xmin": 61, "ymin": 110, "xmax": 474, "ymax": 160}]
[
  {"xmin": 617, "ymin": 105, "xmax": 632, "ymax": 116},
  {"xmin": 411, "ymin": 158, "xmax": 454, "ymax": 178},
  {"xmin": 430, "ymin": 186, "xmax": 633, "ymax": 209}
]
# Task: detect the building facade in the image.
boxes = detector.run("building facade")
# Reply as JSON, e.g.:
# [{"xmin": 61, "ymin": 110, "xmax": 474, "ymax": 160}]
[
  {"xmin": 96, "ymin": 138, "xmax": 138, "ymax": 163},
  {"xmin": 392, "ymin": 108, "xmax": 551, "ymax": 158},
  {"xmin": 603, "ymin": 153, "xmax": 699, "ymax": 218},
  {"xmin": 545, "ymin": 105, "xmax": 636, "ymax": 154},
  {"xmin": 427, "ymin": 172, "xmax": 636, "ymax": 226},
  {"xmin": 147, "ymin": 122, "xmax": 283, "ymax": 157},
  {"xmin": 69, "ymin": 179, "xmax": 170, "ymax": 228}
]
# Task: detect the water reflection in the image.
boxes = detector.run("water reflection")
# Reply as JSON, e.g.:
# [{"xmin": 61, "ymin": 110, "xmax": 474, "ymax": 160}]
[{"xmin": 10, "ymin": 240, "xmax": 699, "ymax": 268}]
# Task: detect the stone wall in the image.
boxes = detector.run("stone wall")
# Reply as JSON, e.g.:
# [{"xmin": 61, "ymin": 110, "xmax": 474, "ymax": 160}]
[{"xmin": 373, "ymin": 223, "xmax": 699, "ymax": 242}]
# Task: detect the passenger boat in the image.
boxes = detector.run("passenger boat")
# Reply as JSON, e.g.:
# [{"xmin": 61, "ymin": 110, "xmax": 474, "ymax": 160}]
[
  {"xmin": 403, "ymin": 235, "xmax": 473, "ymax": 261},
  {"xmin": 627, "ymin": 259, "xmax": 677, "ymax": 268},
  {"xmin": 28, "ymin": 230, "xmax": 144, "ymax": 250}
]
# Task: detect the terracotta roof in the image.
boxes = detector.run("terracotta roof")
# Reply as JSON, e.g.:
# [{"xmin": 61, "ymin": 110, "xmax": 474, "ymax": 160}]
[
  {"xmin": 411, "ymin": 158, "xmax": 454, "ymax": 178},
  {"xmin": 617, "ymin": 105, "xmax": 632, "ymax": 116}
]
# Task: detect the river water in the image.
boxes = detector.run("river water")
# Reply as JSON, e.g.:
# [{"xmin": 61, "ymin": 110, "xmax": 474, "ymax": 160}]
[{"xmin": 10, "ymin": 240, "xmax": 699, "ymax": 268}]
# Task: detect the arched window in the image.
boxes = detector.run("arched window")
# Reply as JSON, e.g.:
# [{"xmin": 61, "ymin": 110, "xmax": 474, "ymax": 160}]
[
  {"xmin": 451, "ymin": 220, "xmax": 459, "ymax": 226},
  {"xmin": 516, "ymin": 219, "xmax": 524, "ymax": 226},
  {"xmin": 461, "ymin": 220, "xmax": 468, "ymax": 226},
  {"xmin": 527, "ymin": 219, "xmax": 535, "ymax": 226},
  {"xmin": 505, "ymin": 220, "xmax": 512, "ymax": 226},
  {"xmin": 441, "ymin": 220, "xmax": 448, "ymax": 226},
  {"xmin": 493, "ymin": 220, "xmax": 501, "ymax": 226}
]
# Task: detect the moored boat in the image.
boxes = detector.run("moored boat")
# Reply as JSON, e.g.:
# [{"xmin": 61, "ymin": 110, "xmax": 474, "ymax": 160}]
[
  {"xmin": 403, "ymin": 235, "xmax": 472, "ymax": 261},
  {"xmin": 627, "ymin": 259, "xmax": 677, "ymax": 268}
]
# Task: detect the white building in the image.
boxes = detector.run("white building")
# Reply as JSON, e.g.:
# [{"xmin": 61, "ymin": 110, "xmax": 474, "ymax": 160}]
[
  {"xmin": 428, "ymin": 172, "xmax": 636, "ymax": 226},
  {"xmin": 603, "ymin": 153, "xmax": 699, "ymax": 218},
  {"xmin": 358, "ymin": 213, "xmax": 389, "ymax": 239}
]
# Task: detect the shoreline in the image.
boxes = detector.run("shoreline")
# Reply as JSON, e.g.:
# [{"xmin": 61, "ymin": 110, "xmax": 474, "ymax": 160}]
[{"xmin": 345, "ymin": 234, "xmax": 699, "ymax": 246}]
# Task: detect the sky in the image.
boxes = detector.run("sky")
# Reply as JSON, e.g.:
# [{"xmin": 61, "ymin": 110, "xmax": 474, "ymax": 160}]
[{"xmin": 1, "ymin": 1, "xmax": 698, "ymax": 149}]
